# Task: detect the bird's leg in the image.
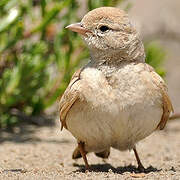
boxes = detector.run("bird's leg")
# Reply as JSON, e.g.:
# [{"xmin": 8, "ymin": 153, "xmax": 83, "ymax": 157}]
[
  {"xmin": 78, "ymin": 141, "xmax": 90, "ymax": 170},
  {"xmin": 133, "ymin": 147, "xmax": 145, "ymax": 172}
]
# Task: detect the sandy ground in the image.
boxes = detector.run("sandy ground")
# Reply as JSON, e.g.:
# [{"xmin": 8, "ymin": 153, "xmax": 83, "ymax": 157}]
[
  {"xmin": 0, "ymin": 119, "xmax": 180, "ymax": 180},
  {"xmin": 0, "ymin": 0, "xmax": 180, "ymax": 179}
]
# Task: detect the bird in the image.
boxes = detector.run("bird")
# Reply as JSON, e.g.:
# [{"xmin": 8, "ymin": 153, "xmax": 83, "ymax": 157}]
[{"xmin": 59, "ymin": 7, "xmax": 173, "ymax": 171}]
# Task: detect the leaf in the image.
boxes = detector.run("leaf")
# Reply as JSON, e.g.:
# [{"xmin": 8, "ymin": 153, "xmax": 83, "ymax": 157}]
[
  {"xmin": 0, "ymin": 7, "xmax": 19, "ymax": 33},
  {"xmin": 145, "ymin": 41, "xmax": 166, "ymax": 77}
]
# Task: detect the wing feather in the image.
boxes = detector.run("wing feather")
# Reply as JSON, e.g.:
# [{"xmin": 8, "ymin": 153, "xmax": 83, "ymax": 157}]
[
  {"xmin": 59, "ymin": 69, "xmax": 82, "ymax": 130},
  {"xmin": 144, "ymin": 64, "xmax": 174, "ymax": 130}
]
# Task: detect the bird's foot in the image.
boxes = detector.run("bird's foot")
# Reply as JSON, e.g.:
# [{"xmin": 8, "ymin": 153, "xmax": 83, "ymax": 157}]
[
  {"xmin": 137, "ymin": 164, "xmax": 146, "ymax": 173},
  {"xmin": 85, "ymin": 167, "xmax": 92, "ymax": 173}
]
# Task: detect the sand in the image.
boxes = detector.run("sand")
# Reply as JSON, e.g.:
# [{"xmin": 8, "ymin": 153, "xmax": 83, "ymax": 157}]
[
  {"xmin": 0, "ymin": 119, "xmax": 179, "ymax": 180},
  {"xmin": 0, "ymin": 0, "xmax": 180, "ymax": 179}
]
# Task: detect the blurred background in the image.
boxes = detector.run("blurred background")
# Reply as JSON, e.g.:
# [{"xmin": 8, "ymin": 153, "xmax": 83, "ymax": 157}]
[
  {"xmin": 1, "ymin": 0, "xmax": 178, "ymax": 129},
  {"xmin": 0, "ymin": 0, "xmax": 180, "ymax": 178}
]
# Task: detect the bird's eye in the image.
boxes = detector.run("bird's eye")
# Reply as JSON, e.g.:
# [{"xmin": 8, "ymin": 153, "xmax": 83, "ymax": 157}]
[{"xmin": 99, "ymin": 25, "xmax": 109, "ymax": 32}]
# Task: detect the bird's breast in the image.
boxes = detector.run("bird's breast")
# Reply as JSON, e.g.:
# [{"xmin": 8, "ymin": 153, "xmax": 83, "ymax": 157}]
[{"xmin": 66, "ymin": 64, "xmax": 162, "ymax": 151}]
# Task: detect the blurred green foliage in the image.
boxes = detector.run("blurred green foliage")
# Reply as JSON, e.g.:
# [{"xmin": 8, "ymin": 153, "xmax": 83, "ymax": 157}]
[
  {"xmin": 0, "ymin": 0, "xmax": 166, "ymax": 128},
  {"xmin": 145, "ymin": 41, "xmax": 166, "ymax": 77}
]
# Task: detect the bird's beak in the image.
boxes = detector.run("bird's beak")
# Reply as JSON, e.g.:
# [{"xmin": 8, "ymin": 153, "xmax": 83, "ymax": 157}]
[{"xmin": 65, "ymin": 23, "xmax": 91, "ymax": 36}]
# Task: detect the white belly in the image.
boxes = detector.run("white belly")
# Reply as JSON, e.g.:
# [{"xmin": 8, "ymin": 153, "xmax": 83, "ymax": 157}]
[
  {"xmin": 65, "ymin": 65, "xmax": 163, "ymax": 152},
  {"xmin": 66, "ymin": 98, "xmax": 162, "ymax": 152}
]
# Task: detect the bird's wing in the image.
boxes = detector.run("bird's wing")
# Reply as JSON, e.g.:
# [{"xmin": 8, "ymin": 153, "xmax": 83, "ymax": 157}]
[
  {"xmin": 144, "ymin": 64, "xmax": 174, "ymax": 130},
  {"xmin": 59, "ymin": 69, "xmax": 82, "ymax": 130}
]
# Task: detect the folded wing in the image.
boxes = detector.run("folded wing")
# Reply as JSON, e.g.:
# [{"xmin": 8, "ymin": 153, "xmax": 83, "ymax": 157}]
[
  {"xmin": 144, "ymin": 64, "xmax": 174, "ymax": 130},
  {"xmin": 59, "ymin": 69, "xmax": 82, "ymax": 130}
]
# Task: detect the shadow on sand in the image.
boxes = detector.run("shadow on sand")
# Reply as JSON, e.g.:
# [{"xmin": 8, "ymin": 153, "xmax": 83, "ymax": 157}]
[
  {"xmin": 73, "ymin": 163, "xmax": 161, "ymax": 174},
  {"xmin": 0, "ymin": 114, "xmax": 66, "ymax": 144}
]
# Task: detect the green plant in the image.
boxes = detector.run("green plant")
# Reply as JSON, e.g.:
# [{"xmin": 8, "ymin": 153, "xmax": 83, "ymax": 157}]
[
  {"xmin": 145, "ymin": 41, "xmax": 166, "ymax": 77},
  {"xmin": 0, "ymin": 0, "xmax": 166, "ymax": 128}
]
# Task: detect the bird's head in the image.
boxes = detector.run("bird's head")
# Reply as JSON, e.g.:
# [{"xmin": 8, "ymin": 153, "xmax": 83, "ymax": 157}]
[{"xmin": 66, "ymin": 7, "xmax": 145, "ymax": 63}]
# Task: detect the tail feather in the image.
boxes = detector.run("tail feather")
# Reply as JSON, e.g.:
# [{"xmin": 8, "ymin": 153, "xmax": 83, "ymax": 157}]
[{"xmin": 72, "ymin": 146, "xmax": 110, "ymax": 159}]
